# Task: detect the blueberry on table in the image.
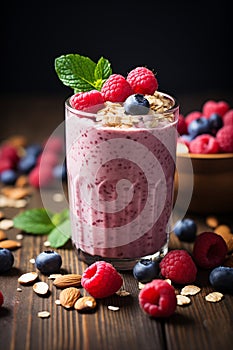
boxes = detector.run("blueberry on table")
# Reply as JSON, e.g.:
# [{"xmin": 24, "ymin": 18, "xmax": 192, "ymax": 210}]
[
  {"xmin": 0, "ymin": 169, "xmax": 17, "ymax": 185},
  {"xmin": 187, "ymin": 117, "xmax": 210, "ymax": 138},
  {"xmin": 25, "ymin": 144, "xmax": 42, "ymax": 157},
  {"xmin": 35, "ymin": 250, "xmax": 62, "ymax": 275},
  {"xmin": 133, "ymin": 259, "xmax": 159, "ymax": 283},
  {"xmin": 0, "ymin": 248, "xmax": 14, "ymax": 273},
  {"xmin": 174, "ymin": 218, "xmax": 197, "ymax": 242},
  {"xmin": 124, "ymin": 94, "xmax": 150, "ymax": 115},
  {"xmin": 18, "ymin": 154, "xmax": 37, "ymax": 174},
  {"xmin": 209, "ymin": 266, "xmax": 233, "ymax": 294}
]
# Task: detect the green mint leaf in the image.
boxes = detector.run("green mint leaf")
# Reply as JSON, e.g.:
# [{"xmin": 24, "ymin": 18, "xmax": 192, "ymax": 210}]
[
  {"xmin": 55, "ymin": 54, "xmax": 97, "ymax": 92},
  {"xmin": 51, "ymin": 209, "xmax": 69, "ymax": 227},
  {"xmin": 94, "ymin": 57, "xmax": 112, "ymax": 89},
  {"xmin": 48, "ymin": 219, "xmax": 71, "ymax": 248},
  {"xmin": 54, "ymin": 54, "xmax": 112, "ymax": 92},
  {"xmin": 13, "ymin": 208, "xmax": 54, "ymax": 234}
]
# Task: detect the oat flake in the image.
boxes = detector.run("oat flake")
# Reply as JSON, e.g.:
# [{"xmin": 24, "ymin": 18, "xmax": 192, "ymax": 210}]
[
  {"xmin": 205, "ymin": 292, "xmax": 224, "ymax": 303},
  {"xmin": 115, "ymin": 290, "xmax": 131, "ymax": 297},
  {"xmin": 38, "ymin": 311, "xmax": 50, "ymax": 318},
  {"xmin": 108, "ymin": 305, "xmax": 120, "ymax": 311},
  {"xmin": 181, "ymin": 285, "xmax": 201, "ymax": 296},
  {"xmin": 176, "ymin": 295, "xmax": 191, "ymax": 306},
  {"xmin": 0, "ymin": 219, "xmax": 14, "ymax": 230}
]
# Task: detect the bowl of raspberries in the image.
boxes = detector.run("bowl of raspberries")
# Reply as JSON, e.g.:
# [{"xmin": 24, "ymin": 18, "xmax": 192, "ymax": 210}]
[{"xmin": 174, "ymin": 99, "xmax": 233, "ymax": 214}]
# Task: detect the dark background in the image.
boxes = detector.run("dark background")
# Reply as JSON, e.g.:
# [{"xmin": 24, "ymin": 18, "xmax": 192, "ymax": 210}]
[{"xmin": 1, "ymin": 0, "xmax": 233, "ymax": 108}]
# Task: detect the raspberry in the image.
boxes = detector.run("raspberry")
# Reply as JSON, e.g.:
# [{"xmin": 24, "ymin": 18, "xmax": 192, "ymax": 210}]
[
  {"xmin": 101, "ymin": 74, "xmax": 133, "ymax": 102},
  {"xmin": 70, "ymin": 90, "xmax": 104, "ymax": 112},
  {"xmin": 193, "ymin": 232, "xmax": 228, "ymax": 269},
  {"xmin": 29, "ymin": 165, "xmax": 53, "ymax": 188},
  {"xmin": 138, "ymin": 279, "xmax": 176, "ymax": 318},
  {"xmin": 189, "ymin": 134, "xmax": 219, "ymax": 154},
  {"xmin": 223, "ymin": 109, "xmax": 233, "ymax": 126},
  {"xmin": 177, "ymin": 114, "xmax": 187, "ymax": 135},
  {"xmin": 0, "ymin": 145, "xmax": 19, "ymax": 167},
  {"xmin": 202, "ymin": 100, "xmax": 230, "ymax": 118},
  {"xmin": 216, "ymin": 126, "xmax": 233, "ymax": 152},
  {"xmin": 0, "ymin": 290, "xmax": 4, "ymax": 307},
  {"xmin": 81, "ymin": 261, "xmax": 123, "ymax": 298},
  {"xmin": 0, "ymin": 158, "xmax": 12, "ymax": 173},
  {"xmin": 126, "ymin": 67, "xmax": 158, "ymax": 95},
  {"xmin": 185, "ymin": 111, "xmax": 202, "ymax": 125},
  {"xmin": 160, "ymin": 250, "xmax": 197, "ymax": 284}
]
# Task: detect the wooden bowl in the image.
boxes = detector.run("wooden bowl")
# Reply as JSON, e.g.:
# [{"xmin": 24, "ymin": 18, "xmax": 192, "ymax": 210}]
[{"xmin": 174, "ymin": 152, "xmax": 233, "ymax": 214}]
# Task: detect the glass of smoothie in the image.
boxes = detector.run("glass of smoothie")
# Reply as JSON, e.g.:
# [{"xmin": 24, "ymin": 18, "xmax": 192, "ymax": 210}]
[{"xmin": 65, "ymin": 91, "xmax": 179, "ymax": 270}]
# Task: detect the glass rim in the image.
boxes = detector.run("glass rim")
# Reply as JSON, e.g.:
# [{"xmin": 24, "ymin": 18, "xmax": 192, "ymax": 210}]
[{"xmin": 65, "ymin": 90, "xmax": 179, "ymax": 118}]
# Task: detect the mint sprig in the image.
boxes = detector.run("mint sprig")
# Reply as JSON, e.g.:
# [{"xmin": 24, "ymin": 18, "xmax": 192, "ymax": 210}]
[
  {"xmin": 54, "ymin": 54, "xmax": 112, "ymax": 93},
  {"xmin": 13, "ymin": 208, "xmax": 71, "ymax": 248}
]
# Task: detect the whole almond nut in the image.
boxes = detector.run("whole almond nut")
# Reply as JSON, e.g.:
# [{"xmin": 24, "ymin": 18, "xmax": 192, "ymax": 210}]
[
  {"xmin": 0, "ymin": 239, "xmax": 21, "ymax": 250},
  {"xmin": 59, "ymin": 287, "xmax": 81, "ymax": 309},
  {"xmin": 0, "ymin": 230, "xmax": 7, "ymax": 241},
  {"xmin": 74, "ymin": 296, "xmax": 97, "ymax": 312},
  {"xmin": 53, "ymin": 274, "xmax": 82, "ymax": 288}
]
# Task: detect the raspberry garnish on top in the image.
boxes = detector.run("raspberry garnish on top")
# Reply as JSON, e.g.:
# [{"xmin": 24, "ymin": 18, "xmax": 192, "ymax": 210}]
[{"xmin": 126, "ymin": 67, "xmax": 158, "ymax": 95}]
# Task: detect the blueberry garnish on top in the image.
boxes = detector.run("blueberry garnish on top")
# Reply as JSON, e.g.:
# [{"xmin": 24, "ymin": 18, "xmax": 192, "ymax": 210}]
[{"xmin": 124, "ymin": 94, "xmax": 150, "ymax": 115}]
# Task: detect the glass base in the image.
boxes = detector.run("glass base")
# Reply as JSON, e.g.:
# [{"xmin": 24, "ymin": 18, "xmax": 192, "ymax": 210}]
[{"xmin": 75, "ymin": 243, "xmax": 168, "ymax": 271}]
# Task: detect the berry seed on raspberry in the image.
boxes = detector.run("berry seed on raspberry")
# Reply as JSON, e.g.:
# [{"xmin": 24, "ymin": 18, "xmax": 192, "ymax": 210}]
[
  {"xmin": 160, "ymin": 250, "xmax": 197, "ymax": 284},
  {"xmin": 126, "ymin": 67, "xmax": 158, "ymax": 95},
  {"xmin": 81, "ymin": 261, "xmax": 123, "ymax": 298},
  {"xmin": 101, "ymin": 74, "xmax": 133, "ymax": 103},
  {"xmin": 139, "ymin": 279, "xmax": 177, "ymax": 318},
  {"xmin": 193, "ymin": 232, "xmax": 228, "ymax": 269}
]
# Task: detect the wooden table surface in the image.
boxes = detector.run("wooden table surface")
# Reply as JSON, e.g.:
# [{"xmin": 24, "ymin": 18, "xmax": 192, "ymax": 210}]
[{"xmin": 0, "ymin": 93, "xmax": 233, "ymax": 350}]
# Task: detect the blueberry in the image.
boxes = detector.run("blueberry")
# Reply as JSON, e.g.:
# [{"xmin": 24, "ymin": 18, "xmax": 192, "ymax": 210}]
[
  {"xmin": 187, "ymin": 117, "xmax": 210, "ymax": 138},
  {"xmin": 174, "ymin": 218, "xmax": 197, "ymax": 242},
  {"xmin": 208, "ymin": 113, "xmax": 223, "ymax": 134},
  {"xmin": 133, "ymin": 259, "xmax": 159, "ymax": 283},
  {"xmin": 18, "ymin": 154, "xmax": 37, "ymax": 173},
  {"xmin": 124, "ymin": 94, "xmax": 150, "ymax": 115},
  {"xmin": 0, "ymin": 248, "xmax": 14, "ymax": 273},
  {"xmin": 53, "ymin": 163, "xmax": 67, "ymax": 181},
  {"xmin": 26, "ymin": 144, "xmax": 42, "ymax": 157},
  {"xmin": 35, "ymin": 250, "xmax": 62, "ymax": 275},
  {"xmin": 209, "ymin": 266, "xmax": 233, "ymax": 293},
  {"xmin": 0, "ymin": 169, "xmax": 17, "ymax": 185}
]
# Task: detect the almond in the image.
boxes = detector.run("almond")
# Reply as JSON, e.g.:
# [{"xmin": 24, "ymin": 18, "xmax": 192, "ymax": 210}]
[
  {"xmin": 74, "ymin": 296, "xmax": 97, "ymax": 312},
  {"xmin": 1, "ymin": 186, "xmax": 32, "ymax": 200},
  {"xmin": 0, "ymin": 239, "xmax": 21, "ymax": 250},
  {"xmin": 53, "ymin": 274, "xmax": 82, "ymax": 288},
  {"xmin": 0, "ymin": 230, "xmax": 7, "ymax": 241},
  {"xmin": 18, "ymin": 272, "xmax": 38, "ymax": 284},
  {"xmin": 59, "ymin": 287, "xmax": 81, "ymax": 309}
]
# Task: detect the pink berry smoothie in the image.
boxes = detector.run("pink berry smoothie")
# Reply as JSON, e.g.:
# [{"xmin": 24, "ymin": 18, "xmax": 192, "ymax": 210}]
[{"xmin": 65, "ymin": 93, "xmax": 179, "ymax": 268}]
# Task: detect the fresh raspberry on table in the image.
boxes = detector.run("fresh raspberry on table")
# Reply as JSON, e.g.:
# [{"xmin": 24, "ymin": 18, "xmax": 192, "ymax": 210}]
[
  {"xmin": 223, "ymin": 109, "xmax": 233, "ymax": 126},
  {"xmin": 160, "ymin": 249, "xmax": 197, "ymax": 284},
  {"xmin": 81, "ymin": 261, "xmax": 123, "ymax": 298},
  {"xmin": 193, "ymin": 232, "xmax": 228, "ymax": 269},
  {"xmin": 138, "ymin": 279, "xmax": 176, "ymax": 318},
  {"xmin": 189, "ymin": 134, "xmax": 219, "ymax": 154},
  {"xmin": 202, "ymin": 100, "xmax": 230, "ymax": 118},
  {"xmin": 177, "ymin": 114, "xmax": 188, "ymax": 135},
  {"xmin": 29, "ymin": 165, "xmax": 53, "ymax": 188},
  {"xmin": 216, "ymin": 125, "xmax": 233, "ymax": 152},
  {"xmin": 101, "ymin": 74, "xmax": 133, "ymax": 102},
  {"xmin": 0, "ymin": 159, "xmax": 13, "ymax": 173},
  {"xmin": 185, "ymin": 111, "xmax": 202, "ymax": 125},
  {"xmin": 126, "ymin": 67, "xmax": 158, "ymax": 95},
  {"xmin": 0, "ymin": 145, "xmax": 19, "ymax": 167},
  {"xmin": 70, "ymin": 90, "xmax": 104, "ymax": 112}
]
